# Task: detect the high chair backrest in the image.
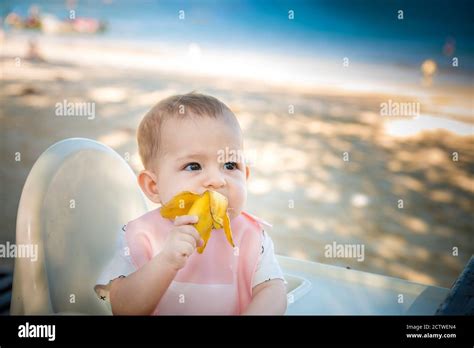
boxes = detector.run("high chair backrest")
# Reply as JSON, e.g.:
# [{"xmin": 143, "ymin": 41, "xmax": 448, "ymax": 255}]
[{"xmin": 11, "ymin": 138, "xmax": 148, "ymax": 314}]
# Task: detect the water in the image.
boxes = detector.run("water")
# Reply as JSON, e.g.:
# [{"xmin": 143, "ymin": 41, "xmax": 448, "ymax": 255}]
[
  {"xmin": 2, "ymin": 0, "xmax": 474, "ymax": 63},
  {"xmin": 3, "ymin": 0, "xmax": 474, "ymax": 83}
]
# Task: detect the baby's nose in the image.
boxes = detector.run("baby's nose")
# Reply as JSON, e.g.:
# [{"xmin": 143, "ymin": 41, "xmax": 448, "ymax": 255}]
[{"xmin": 203, "ymin": 170, "xmax": 226, "ymax": 189}]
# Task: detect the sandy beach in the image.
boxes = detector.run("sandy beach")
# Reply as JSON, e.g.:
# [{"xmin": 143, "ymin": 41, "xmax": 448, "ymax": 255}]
[{"xmin": 1, "ymin": 32, "xmax": 473, "ymax": 289}]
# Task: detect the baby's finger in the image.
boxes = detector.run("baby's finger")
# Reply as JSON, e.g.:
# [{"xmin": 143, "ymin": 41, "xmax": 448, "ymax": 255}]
[
  {"xmin": 174, "ymin": 215, "xmax": 199, "ymax": 226},
  {"xmin": 178, "ymin": 232, "xmax": 197, "ymax": 249},
  {"xmin": 179, "ymin": 225, "xmax": 203, "ymax": 245},
  {"xmin": 197, "ymin": 238, "xmax": 204, "ymax": 247},
  {"xmin": 179, "ymin": 240, "xmax": 195, "ymax": 257}
]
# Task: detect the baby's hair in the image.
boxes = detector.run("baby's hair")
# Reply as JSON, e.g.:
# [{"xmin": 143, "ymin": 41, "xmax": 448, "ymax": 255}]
[{"xmin": 137, "ymin": 91, "xmax": 236, "ymax": 170}]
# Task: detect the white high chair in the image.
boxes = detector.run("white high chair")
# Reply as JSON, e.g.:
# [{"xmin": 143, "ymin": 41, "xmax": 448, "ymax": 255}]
[{"xmin": 10, "ymin": 138, "xmax": 149, "ymax": 315}]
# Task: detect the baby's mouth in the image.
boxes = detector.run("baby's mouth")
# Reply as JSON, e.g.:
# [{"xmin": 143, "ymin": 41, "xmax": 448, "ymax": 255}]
[{"xmin": 160, "ymin": 190, "xmax": 235, "ymax": 253}]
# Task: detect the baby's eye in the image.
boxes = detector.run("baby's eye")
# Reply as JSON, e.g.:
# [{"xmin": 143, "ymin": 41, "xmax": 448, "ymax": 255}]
[
  {"xmin": 184, "ymin": 162, "xmax": 202, "ymax": 171},
  {"xmin": 224, "ymin": 162, "xmax": 238, "ymax": 170}
]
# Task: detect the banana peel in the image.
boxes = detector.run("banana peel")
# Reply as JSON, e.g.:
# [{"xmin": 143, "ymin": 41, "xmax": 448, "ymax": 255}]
[{"xmin": 160, "ymin": 190, "xmax": 235, "ymax": 253}]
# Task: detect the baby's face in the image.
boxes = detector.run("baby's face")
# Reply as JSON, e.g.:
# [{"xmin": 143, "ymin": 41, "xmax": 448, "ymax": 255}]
[{"xmin": 153, "ymin": 115, "xmax": 248, "ymax": 219}]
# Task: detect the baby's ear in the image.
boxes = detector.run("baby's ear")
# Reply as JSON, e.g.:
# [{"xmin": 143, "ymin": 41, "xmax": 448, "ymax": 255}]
[
  {"xmin": 245, "ymin": 165, "xmax": 250, "ymax": 180},
  {"xmin": 137, "ymin": 170, "xmax": 161, "ymax": 203}
]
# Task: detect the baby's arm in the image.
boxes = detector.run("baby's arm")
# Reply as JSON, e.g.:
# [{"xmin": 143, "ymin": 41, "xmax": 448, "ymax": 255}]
[
  {"xmin": 242, "ymin": 279, "xmax": 287, "ymax": 315},
  {"xmin": 109, "ymin": 215, "xmax": 203, "ymax": 315}
]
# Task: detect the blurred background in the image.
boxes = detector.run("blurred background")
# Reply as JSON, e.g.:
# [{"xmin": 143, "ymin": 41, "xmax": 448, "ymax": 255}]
[{"xmin": 0, "ymin": 0, "xmax": 473, "ymax": 288}]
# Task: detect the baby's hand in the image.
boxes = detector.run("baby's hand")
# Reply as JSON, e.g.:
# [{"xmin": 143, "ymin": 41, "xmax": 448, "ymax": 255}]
[{"xmin": 160, "ymin": 215, "xmax": 204, "ymax": 271}]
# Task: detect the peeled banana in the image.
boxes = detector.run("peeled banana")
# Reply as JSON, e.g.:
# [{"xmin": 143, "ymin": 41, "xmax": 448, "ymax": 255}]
[{"xmin": 160, "ymin": 190, "xmax": 235, "ymax": 253}]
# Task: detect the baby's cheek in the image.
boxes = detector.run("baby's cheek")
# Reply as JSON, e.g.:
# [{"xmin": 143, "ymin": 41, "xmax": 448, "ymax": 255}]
[
  {"xmin": 158, "ymin": 173, "xmax": 192, "ymax": 205},
  {"xmin": 228, "ymin": 182, "xmax": 247, "ymax": 218}
]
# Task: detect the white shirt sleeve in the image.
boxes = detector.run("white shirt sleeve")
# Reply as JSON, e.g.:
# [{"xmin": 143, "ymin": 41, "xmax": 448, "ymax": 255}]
[
  {"xmin": 94, "ymin": 225, "xmax": 137, "ymax": 302},
  {"xmin": 251, "ymin": 230, "xmax": 285, "ymax": 288}
]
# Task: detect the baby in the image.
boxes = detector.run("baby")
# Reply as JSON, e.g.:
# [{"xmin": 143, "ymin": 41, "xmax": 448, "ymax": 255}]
[{"xmin": 95, "ymin": 92, "xmax": 287, "ymax": 315}]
